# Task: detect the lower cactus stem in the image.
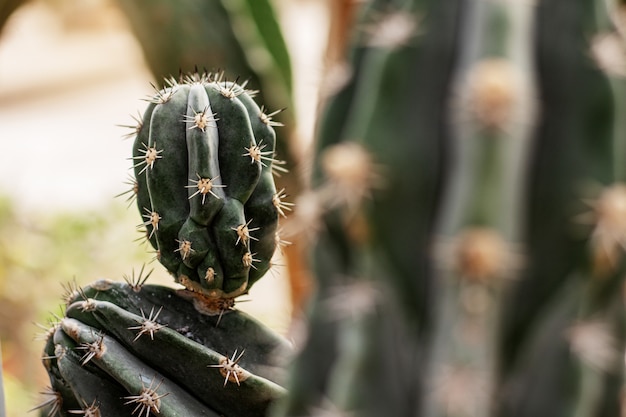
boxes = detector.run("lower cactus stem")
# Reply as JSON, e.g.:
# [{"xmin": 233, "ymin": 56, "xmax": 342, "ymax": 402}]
[{"xmin": 37, "ymin": 278, "xmax": 291, "ymax": 417}]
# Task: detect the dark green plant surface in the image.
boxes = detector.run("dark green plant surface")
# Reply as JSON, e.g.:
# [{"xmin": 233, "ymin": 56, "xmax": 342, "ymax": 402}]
[
  {"xmin": 273, "ymin": 0, "xmax": 626, "ymax": 416},
  {"xmin": 37, "ymin": 279, "xmax": 290, "ymax": 416},
  {"xmin": 131, "ymin": 73, "xmax": 285, "ymax": 300}
]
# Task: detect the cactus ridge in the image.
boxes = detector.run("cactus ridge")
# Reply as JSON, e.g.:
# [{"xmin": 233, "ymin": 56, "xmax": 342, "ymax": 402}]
[{"xmin": 131, "ymin": 71, "xmax": 286, "ymax": 303}]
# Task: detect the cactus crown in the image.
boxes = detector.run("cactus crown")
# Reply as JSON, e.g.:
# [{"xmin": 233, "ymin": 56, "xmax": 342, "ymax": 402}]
[{"xmin": 129, "ymin": 71, "xmax": 285, "ymax": 302}]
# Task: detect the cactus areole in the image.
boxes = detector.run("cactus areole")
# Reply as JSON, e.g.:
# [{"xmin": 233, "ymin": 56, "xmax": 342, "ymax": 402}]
[{"xmin": 132, "ymin": 72, "xmax": 283, "ymax": 302}]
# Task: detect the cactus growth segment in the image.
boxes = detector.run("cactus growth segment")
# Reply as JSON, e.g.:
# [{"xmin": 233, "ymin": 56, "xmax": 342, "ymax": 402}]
[
  {"xmin": 132, "ymin": 72, "xmax": 286, "ymax": 301},
  {"xmin": 37, "ymin": 278, "xmax": 290, "ymax": 416}
]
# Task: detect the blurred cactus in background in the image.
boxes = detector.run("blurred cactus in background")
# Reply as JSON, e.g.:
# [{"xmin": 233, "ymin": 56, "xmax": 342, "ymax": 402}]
[{"xmin": 274, "ymin": 0, "xmax": 626, "ymax": 416}]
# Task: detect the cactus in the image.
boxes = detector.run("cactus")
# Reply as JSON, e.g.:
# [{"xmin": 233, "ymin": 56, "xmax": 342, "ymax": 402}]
[
  {"xmin": 37, "ymin": 277, "xmax": 290, "ymax": 416},
  {"xmin": 35, "ymin": 72, "xmax": 292, "ymax": 416},
  {"xmin": 131, "ymin": 72, "xmax": 285, "ymax": 300},
  {"xmin": 274, "ymin": 0, "xmax": 626, "ymax": 416}
]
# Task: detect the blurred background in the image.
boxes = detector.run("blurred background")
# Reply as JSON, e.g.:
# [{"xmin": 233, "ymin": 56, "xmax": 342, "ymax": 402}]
[{"xmin": 0, "ymin": 0, "xmax": 333, "ymax": 415}]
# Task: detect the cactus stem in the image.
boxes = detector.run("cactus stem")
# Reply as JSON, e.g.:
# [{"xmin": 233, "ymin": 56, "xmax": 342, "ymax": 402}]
[
  {"xmin": 175, "ymin": 239, "xmax": 194, "ymax": 260},
  {"xmin": 182, "ymin": 105, "xmax": 218, "ymax": 132},
  {"xmin": 131, "ymin": 143, "xmax": 163, "ymax": 176},
  {"xmin": 259, "ymin": 106, "xmax": 285, "ymax": 127},
  {"xmin": 29, "ymin": 386, "xmax": 63, "ymax": 417},
  {"xmin": 123, "ymin": 265, "xmax": 154, "ymax": 292},
  {"xmin": 140, "ymin": 208, "xmax": 161, "ymax": 239},
  {"xmin": 272, "ymin": 188, "xmax": 294, "ymax": 218},
  {"xmin": 232, "ymin": 219, "xmax": 260, "ymax": 247},
  {"xmin": 214, "ymin": 298, "xmax": 237, "ymax": 327},
  {"xmin": 69, "ymin": 398, "xmax": 101, "ymax": 417},
  {"xmin": 75, "ymin": 333, "xmax": 106, "ymax": 365},
  {"xmin": 209, "ymin": 349, "xmax": 248, "ymax": 387},
  {"xmin": 186, "ymin": 174, "xmax": 226, "ymax": 204},
  {"xmin": 54, "ymin": 344, "xmax": 68, "ymax": 361},
  {"xmin": 128, "ymin": 306, "xmax": 166, "ymax": 342},
  {"xmin": 123, "ymin": 375, "xmax": 169, "ymax": 417},
  {"xmin": 69, "ymin": 285, "xmax": 98, "ymax": 309}
]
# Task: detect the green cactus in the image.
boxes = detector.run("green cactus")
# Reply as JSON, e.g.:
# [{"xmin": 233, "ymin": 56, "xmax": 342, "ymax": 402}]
[
  {"xmin": 131, "ymin": 72, "xmax": 286, "ymax": 300},
  {"xmin": 35, "ymin": 72, "xmax": 292, "ymax": 416},
  {"xmin": 273, "ymin": 0, "xmax": 626, "ymax": 416},
  {"xmin": 37, "ymin": 278, "xmax": 290, "ymax": 416}
]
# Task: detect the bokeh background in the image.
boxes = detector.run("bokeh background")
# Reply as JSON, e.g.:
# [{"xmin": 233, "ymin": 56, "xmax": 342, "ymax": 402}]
[{"xmin": 0, "ymin": 0, "xmax": 330, "ymax": 415}]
